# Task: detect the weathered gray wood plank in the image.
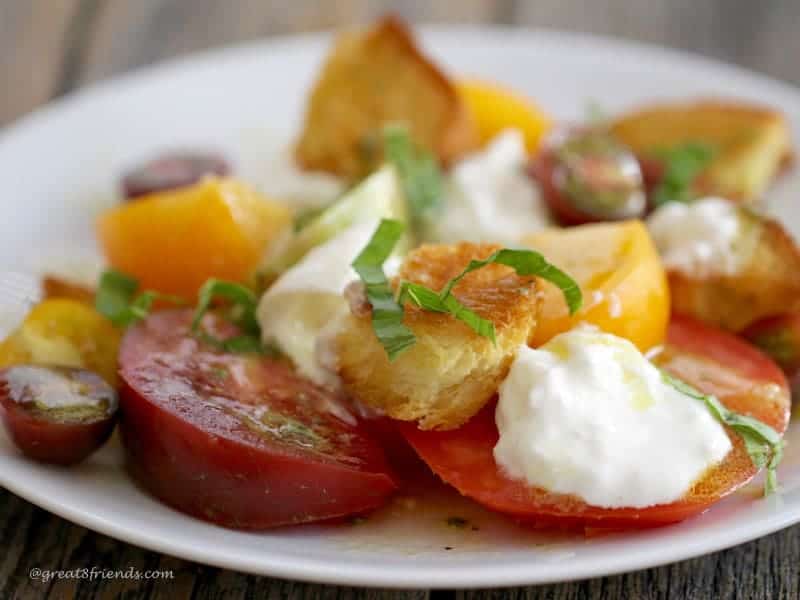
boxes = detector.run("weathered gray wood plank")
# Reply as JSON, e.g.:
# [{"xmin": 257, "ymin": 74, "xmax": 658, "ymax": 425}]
[
  {"xmin": 457, "ymin": 522, "xmax": 800, "ymax": 599},
  {"xmin": 0, "ymin": 0, "xmax": 82, "ymax": 125},
  {"xmin": 5, "ymin": 0, "xmax": 800, "ymax": 127},
  {"xmin": 71, "ymin": 0, "xmax": 800, "ymax": 90},
  {"xmin": 511, "ymin": 0, "xmax": 800, "ymax": 85},
  {"xmin": 77, "ymin": 0, "xmax": 508, "ymax": 86}
]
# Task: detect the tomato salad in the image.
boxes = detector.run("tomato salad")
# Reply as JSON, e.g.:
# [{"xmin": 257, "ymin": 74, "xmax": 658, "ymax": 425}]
[{"xmin": 1, "ymin": 16, "xmax": 798, "ymax": 533}]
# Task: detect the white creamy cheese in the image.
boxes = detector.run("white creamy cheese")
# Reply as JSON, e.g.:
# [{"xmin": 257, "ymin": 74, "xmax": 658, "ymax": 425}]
[
  {"xmin": 494, "ymin": 326, "xmax": 731, "ymax": 508},
  {"xmin": 647, "ymin": 197, "xmax": 743, "ymax": 277},
  {"xmin": 432, "ymin": 130, "xmax": 551, "ymax": 245},
  {"xmin": 256, "ymin": 219, "xmax": 384, "ymax": 386}
]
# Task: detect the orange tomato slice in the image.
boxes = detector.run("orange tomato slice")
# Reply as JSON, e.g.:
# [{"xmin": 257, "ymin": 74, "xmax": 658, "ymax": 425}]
[
  {"xmin": 0, "ymin": 299, "xmax": 121, "ymax": 385},
  {"xmin": 523, "ymin": 220, "xmax": 670, "ymax": 352},
  {"xmin": 457, "ymin": 79, "xmax": 551, "ymax": 152},
  {"xmin": 97, "ymin": 177, "xmax": 292, "ymax": 298}
]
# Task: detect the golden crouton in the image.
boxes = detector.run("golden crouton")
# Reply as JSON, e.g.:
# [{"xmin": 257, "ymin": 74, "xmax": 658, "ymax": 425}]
[
  {"xmin": 335, "ymin": 242, "xmax": 539, "ymax": 430},
  {"xmin": 668, "ymin": 213, "xmax": 800, "ymax": 332},
  {"xmin": 295, "ymin": 16, "xmax": 478, "ymax": 178},
  {"xmin": 41, "ymin": 275, "xmax": 94, "ymax": 304},
  {"xmin": 611, "ymin": 100, "xmax": 792, "ymax": 201}
]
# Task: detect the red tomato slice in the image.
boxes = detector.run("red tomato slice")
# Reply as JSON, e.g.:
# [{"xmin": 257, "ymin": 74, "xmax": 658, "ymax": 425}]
[
  {"xmin": 360, "ymin": 416, "xmax": 430, "ymax": 483},
  {"xmin": 119, "ymin": 309, "xmax": 397, "ymax": 529},
  {"xmin": 399, "ymin": 314, "xmax": 790, "ymax": 529}
]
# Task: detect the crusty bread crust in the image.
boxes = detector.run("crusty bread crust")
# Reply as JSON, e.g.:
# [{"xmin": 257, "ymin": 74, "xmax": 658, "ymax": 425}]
[
  {"xmin": 295, "ymin": 16, "xmax": 478, "ymax": 178},
  {"xmin": 335, "ymin": 242, "xmax": 539, "ymax": 430},
  {"xmin": 669, "ymin": 214, "xmax": 800, "ymax": 332},
  {"xmin": 611, "ymin": 99, "xmax": 793, "ymax": 202}
]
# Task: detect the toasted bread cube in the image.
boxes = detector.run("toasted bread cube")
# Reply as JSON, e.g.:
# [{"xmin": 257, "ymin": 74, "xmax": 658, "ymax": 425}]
[
  {"xmin": 41, "ymin": 275, "xmax": 94, "ymax": 304},
  {"xmin": 335, "ymin": 242, "xmax": 539, "ymax": 430},
  {"xmin": 295, "ymin": 16, "xmax": 478, "ymax": 178},
  {"xmin": 668, "ymin": 213, "xmax": 800, "ymax": 332},
  {"xmin": 611, "ymin": 100, "xmax": 792, "ymax": 201}
]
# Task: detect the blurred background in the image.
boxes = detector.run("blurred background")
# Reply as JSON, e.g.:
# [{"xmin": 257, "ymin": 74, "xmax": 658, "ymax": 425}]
[{"xmin": 2, "ymin": 0, "xmax": 800, "ymax": 127}]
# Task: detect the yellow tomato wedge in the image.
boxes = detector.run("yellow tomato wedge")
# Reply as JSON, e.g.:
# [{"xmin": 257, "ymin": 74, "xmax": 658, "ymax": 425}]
[
  {"xmin": 0, "ymin": 333, "xmax": 30, "ymax": 366},
  {"xmin": 522, "ymin": 220, "xmax": 669, "ymax": 352},
  {"xmin": 0, "ymin": 299, "xmax": 121, "ymax": 385},
  {"xmin": 457, "ymin": 79, "xmax": 551, "ymax": 152},
  {"xmin": 97, "ymin": 177, "xmax": 292, "ymax": 298}
]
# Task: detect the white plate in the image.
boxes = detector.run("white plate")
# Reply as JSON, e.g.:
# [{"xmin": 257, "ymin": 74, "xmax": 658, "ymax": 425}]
[{"xmin": 2, "ymin": 26, "xmax": 800, "ymax": 589}]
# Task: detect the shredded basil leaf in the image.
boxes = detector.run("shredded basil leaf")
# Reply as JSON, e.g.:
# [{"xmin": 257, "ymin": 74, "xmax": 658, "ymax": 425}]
[
  {"xmin": 351, "ymin": 219, "xmax": 416, "ymax": 361},
  {"xmin": 383, "ymin": 125, "xmax": 443, "ymax": 223},
  {"xmin": 662, "ymin": 371, "xmax": 784, "ymax": 496},
  {"xmin": 96, "ymin": 271, "xmax": 263, "ymax": 353},
  {"xmin": 354, "ymin": 220, "xmax": 582, "ymax": 358},
  {"xmin": 397, "ymin": 282, "xmax": 448, "ymax": 313},
  {"xmin": 95, "ymin": 270, "xmax": 138, "ymax": 325},
  {"xmin": 651, "ymin": 142, "xmax": 716, "ymax": 207},
  {"xmin": 766, "ymin": 441, "xmax": 784, "ymax": 495},
  {"xmin": 191, "ymin": 279, "xmax": 263, "ymax": 353},
  {"xmin": 439, "ymin": 248, "xmax": 582, "ymax": 315},
  {"xmin": 95, "ymin": 270, "xmax": 182, "ymax": 327},
  {"xmin": 398, "ymin": 280, "xmax": 497, "ymax": 343},
  {"xmin": 399, "ymin": 248, "xmax": 580, "ymax": 345}
]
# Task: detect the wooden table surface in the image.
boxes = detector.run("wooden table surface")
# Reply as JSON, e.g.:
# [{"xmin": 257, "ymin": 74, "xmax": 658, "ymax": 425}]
[{"xmin": 2, "ymin": 1, "xmax": 800, "ymax": 598}]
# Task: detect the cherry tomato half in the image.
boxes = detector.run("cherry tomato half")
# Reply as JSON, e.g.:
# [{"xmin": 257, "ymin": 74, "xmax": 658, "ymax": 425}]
[
  {"xmin": 531, "ymin": 127, "xmax": 646, "ymax": 226},
  {"xmin": 118, "ymin": 309, "xmax": 397, "ymax": 529},
  {"xmin": 399, "ymin": 315, "xmax": 789, "ymax": 529},
  {"xmin": 0, "ymin": 365, "xmax": 118, "ymax": 465},
  {"xmin": 121, "ymin": 151, "xmax": 230, "ymax": 199}
]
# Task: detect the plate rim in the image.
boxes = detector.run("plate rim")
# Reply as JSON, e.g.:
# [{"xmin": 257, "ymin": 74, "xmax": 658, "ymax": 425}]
[{"xmin": 1, "ymin": 462, "xmax": 797, "ymax": 589}]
